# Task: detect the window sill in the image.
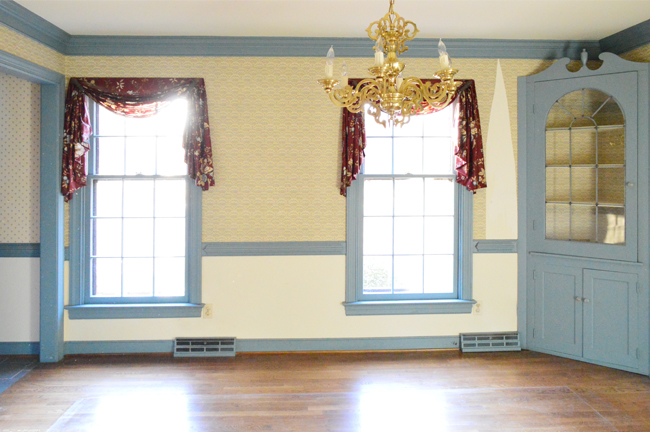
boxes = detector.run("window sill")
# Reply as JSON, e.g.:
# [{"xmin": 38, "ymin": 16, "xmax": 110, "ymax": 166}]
[
  {"xmin": 343, "ymin": 299, "xmax": 476, "ymax": 316},
  {"xmin": 66, "ymin": 303, "xmax": 204, "ymax": 320}
]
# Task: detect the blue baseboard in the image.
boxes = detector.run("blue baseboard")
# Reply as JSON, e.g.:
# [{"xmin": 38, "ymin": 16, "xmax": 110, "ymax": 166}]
[
  {"xmin": 62, "ymin": 336, "xmax": 460, "ymax": 355},
  {"xmin": 0, "ymin": 342, "xmax": 39, "ymax": 355}
]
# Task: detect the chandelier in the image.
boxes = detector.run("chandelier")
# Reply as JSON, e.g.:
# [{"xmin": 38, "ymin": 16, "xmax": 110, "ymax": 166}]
[{"xmin": 317, "ymin": 0, "xmax": 461, "ymax": 127}]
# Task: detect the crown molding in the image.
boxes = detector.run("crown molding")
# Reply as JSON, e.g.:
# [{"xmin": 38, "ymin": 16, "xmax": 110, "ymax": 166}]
[
  {"xmin": 0, "ymin": 0, "xmax": 647, "ymax": 59},
  {"xmin": 600, "ymin": 18, "xmax": 650, "ymax": 54}
]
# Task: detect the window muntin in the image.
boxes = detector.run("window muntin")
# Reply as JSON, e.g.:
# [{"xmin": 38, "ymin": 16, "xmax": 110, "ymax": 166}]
[
  {"xmin": 85, "ymin": 99, "xmax": 190, "ymax": 303},
  {"xmin": 359, "ymin": 108, "xmax": 460, "ymax": 300}
]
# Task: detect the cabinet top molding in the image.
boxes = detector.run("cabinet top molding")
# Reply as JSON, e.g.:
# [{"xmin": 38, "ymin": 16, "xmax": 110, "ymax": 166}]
[{"xmin": 530, "ymin": 52, "xmax": 649, "ymax": 81}]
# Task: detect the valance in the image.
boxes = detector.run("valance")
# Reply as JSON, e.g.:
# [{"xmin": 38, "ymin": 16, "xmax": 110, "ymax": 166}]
[
  {"xmin": 340, "ymin": 79, "xmax": 486, "ymax": 195},
  {"xmin": 61, "ymin": 77, "xmax": 215, "ymax": 201}
]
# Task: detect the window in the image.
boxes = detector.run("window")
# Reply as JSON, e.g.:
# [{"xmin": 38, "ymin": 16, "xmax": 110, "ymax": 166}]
[
  {"xmin": 344, "ymin": 105, "xmax": 475, "ymax": 315},
  {"xmin": 67, "ymin": 98, "xmax": 203, "ymax": 319}
]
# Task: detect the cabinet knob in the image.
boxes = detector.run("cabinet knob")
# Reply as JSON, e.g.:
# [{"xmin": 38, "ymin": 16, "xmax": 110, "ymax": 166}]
[
  {"xmin": 583, "ymin": 298, "xmax": 590, "ymax": 304},
  {"xmin": 575, "ymin": 296, "xmax": 582, "ymax": 302},
  {"xmin": 627, "ymin": 182, "xmax": 635, "ymax": 187}
]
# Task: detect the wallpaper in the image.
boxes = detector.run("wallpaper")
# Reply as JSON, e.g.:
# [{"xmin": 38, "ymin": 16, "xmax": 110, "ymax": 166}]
[
  {"xmin": 0, "ymin": 71, "xmax": 40, "ymax": 243},
  {"xmin": 0, "ymin": 23, "xmax": 64, "ymax": 74}
]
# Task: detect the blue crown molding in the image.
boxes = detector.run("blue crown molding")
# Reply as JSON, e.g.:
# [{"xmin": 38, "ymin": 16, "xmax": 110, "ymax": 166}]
[
  {"xmin": 1, "ymin": 0, "xmax": 649, "ymax": 59},
  {"xmin": 0, "ymin": 0, "xmax": 70, "ymax": 52},
  {"xmin": 600, "ymin": 18, "xmax": 650, "ymax": 55}
]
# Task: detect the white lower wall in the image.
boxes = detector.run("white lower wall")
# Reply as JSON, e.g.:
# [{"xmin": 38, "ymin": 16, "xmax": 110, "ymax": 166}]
[
  {"xmin": 63, "ymin": 254, "xmax": 517, "ymax": 342},
  {"xmin": 0, "ymin": 258, "xmax": 39, "ymax": 342}
]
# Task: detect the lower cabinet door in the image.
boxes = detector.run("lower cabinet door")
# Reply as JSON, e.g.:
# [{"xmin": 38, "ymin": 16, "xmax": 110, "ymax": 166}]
[
  {"xmin": 531, "ymin": 264, "xmax": 583, "ymax": 357},
  {"xmin": 583, "ymin": 269, "xmax": 639, "ymax": 369}
]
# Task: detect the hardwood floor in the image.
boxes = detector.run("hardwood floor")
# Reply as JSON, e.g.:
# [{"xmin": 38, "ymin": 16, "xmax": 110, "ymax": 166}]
[{"xmin": 0, "ymin": 350, "xmax": 649, "ymax": 431}]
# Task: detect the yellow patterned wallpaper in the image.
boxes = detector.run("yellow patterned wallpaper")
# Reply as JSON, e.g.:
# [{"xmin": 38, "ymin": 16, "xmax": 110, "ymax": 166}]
[
  {"xmin": 65, "ymin": 56, "xmax": 506, "ymax": 241},
  {"xmin": 0, "ymin": 71, "xmax": 40, "ymax": 243},
  {"xmin": 0, "ymin": 24, "xmax": 64, "ymax": 74}
]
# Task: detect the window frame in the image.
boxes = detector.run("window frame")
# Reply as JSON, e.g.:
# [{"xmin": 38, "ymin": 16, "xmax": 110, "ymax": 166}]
[
  {"xmin": 67, "ymin": 98, "xmax": 203, "ymax": 319},
  {"xmin": 343, "ymin": 107, "xmax": 475, "ymax": 316}
]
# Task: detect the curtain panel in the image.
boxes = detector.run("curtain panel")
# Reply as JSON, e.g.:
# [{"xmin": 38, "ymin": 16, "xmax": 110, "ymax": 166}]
[
  {"xmin": 61, "ymin": 77, "xmax": 215, "ymax": 202},
  {"xmin": 340, "ymin": 79, "xmax": 486, "ymax": 195}
]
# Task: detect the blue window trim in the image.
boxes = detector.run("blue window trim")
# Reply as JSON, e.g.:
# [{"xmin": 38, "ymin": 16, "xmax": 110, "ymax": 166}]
[
  {"xmin": 343, "ymin": 155, "xmax": 475, "ymax": 316},
  {"xmin": 67, "ymin": 100, "xmax": 203, "ymax": 319}
]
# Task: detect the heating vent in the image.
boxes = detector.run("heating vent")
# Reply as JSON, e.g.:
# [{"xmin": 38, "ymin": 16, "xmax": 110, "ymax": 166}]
[
  {"xmin": 460, "ymin": 332, "xmax": 521, "ymax": 353},
  {"xmin": 174, "ymin": 337, "xmax": 236, "ymax": 357}
]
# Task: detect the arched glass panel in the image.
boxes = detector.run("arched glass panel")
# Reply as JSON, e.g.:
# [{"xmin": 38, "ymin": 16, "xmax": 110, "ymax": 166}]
[{"xmin": 545, "ymin": 89, "xmax": 625, "ymax": 244}]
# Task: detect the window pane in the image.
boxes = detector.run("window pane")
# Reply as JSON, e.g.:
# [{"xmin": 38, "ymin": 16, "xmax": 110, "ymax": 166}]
[
  {"xmin": 394, "ymin": 114, "xmax": 424, "ymax": 137},
  {"xmin": 155, "ymin": 100, "xmax": 188, "ymax": 137},
  {"xmin": 92, "ymin": 218, "xmax": 122, "ymax": 257},
  {"xmin": 92, "ymin": 258, "xmax": 121, "ymax": 297},
  {"xmin": 364, "ymin": 138, "xmax": 392, "ymax": 174},
  {"xmin": 363, "ymin": 256, "xmax": 392, "ymax": 295},
  {"xmin": 155, "ymin": 257, "xmax": 185, "ymax": 297},
  {"xmin": 93, "ymin": 180, "xmax": 122, "ymax": 217},
  {"xmin": 155, "ymin": 180, "xmax": 186, "ymax": 217},
  {"xmin": 365, "ymin": 110, "xmax": 392, "ymax": 137},
  {"xmin": 394, "ymin": 217, "xmax": 423, "ymax": 255},
  {"xmin": 423, "ymin": 138, "xmax": 452, "ymax": 174},
  {"xmin": 363, "ymin": 217, "xmax": 393, "ymax": 255},
  {"xmin": 424, "ymin": 216, "xmax": 454, "ymax": 254},
  {"xmin": 123, "ymin": 180, "xmax": 154, "ymax": 217},
  {"xmin": 123, "ymin": 258, "xmax": 153, "ymax": 297},
  {"xmin": 394, "ymin": 255, "xmax": 423, "ymax": 294},
  {"xmin": 95, "ymin": 137, "xmax": 125, "ymax": 175},
  {"xmin": 155, "ymin": 218, "xmax": 185, "ymax": 257},
  {"xmin": 424, "ymin": 255, "xmax": 454, "ymax": 293},
  {"xmin": 125, "ymin": 115, "xmax": 156, "ymax": 137},
  {"xmin": 97, "ymin": 108, "xmax": 125, "ymax": 136},
  {"xmin": 598, "ymin": 206, "xmax": 625, "ymax": 245},
  {"xmin": 364, "ymin": 179, "xmax": 393, "ymax": 216},
  {"xmin": 425, "ymin": 179, "xmax": 454, "ymax": 216},
  {"xmin": 394, "ymin": 178, "xmax": 423, "ymax": 216},
  {"xmin": 125, "ymin": 137, "xmax": 156, "ymax": 175},
  {"xmin": 156, "ymin": 137, "xmax": 186, "ymax": 176},
  {"xmin": 123, "ymin": 218, "xmax": 154, "ymax": 257},
  {"xmin": 393, "ymin": 138, "xmax": 422, "ymax": 175},
  {"xmin": 423, "ymin": 108, "xmax": 452, "ymax": 136}
]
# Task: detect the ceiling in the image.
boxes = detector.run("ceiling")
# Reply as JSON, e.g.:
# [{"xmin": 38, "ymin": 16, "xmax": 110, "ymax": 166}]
[{"xmin": 12, "ymin": 0, "xmax": 650, "ymax": 41}]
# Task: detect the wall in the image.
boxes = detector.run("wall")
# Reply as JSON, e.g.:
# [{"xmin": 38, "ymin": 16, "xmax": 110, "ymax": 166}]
[
  {"xmin": 0, "ymin": 71, "xmax": 41, "ymax": 343},
  {"xmin": 11, "ymin": 22, "xmax": 643, "ymax": 346}
]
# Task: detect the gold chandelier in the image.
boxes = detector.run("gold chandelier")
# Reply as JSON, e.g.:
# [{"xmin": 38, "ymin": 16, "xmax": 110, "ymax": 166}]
[{"xmin": 317, "ymin": 0, "xmax": 461, "ymax": 127}]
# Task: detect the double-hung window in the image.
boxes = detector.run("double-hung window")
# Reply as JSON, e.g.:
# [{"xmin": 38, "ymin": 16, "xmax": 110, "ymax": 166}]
[
  {"xmin": 67, "ymin": 98, "xmax": 203, "ymax": 319},
  {"xmin": 344, "ymin": 104, "xmax": 475, "ymax": 315}
]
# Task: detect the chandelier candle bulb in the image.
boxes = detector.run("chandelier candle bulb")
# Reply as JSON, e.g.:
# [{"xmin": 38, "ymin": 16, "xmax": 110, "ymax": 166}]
[
  {"xmin": 438, "ymin": 38, "xmax": 451, "ymax": 70},
  {"xmin": 341, "ymin": 61, "xmax": 349, "ymax": 88},
  {"xmin": 374, "ymin": 37, "xmax": 385, "ymax": 66},
  {"xmin": 325, "ymin": 45, "xmax": 335, "ymax": 78}
]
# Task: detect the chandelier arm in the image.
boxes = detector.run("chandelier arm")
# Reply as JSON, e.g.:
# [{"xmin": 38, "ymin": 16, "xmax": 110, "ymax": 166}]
[{"xmin": 328, "ymin": 78, "xmax": 382, "ymax": 112}]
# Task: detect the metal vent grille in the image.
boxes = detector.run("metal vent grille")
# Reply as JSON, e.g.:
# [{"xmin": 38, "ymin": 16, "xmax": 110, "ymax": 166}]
[
  {"xmin": 460, "ymin": 332, "xmax": 521, "ymax": 353},
  {"xmin": 174, "ymin": 337, "xmax": 236, "ymax": 357}
]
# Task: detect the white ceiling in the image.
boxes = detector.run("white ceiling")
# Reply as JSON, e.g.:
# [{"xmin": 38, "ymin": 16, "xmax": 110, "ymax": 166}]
[{"xmin": 13, "ymin": 0, "xmax": 650, "ymax": 41}]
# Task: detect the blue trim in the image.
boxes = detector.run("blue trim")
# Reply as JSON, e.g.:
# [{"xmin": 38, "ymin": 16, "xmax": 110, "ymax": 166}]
[
  {"xmin": 66, "ymin": 303, "xmax": 203, "ymax": 320},
  {"xmin": 61, "ymin": 336, "xmax": 460, "ymax": 355},
  {"xmin": 202, "ymin": 241, "xmax": 346, "ymax": 256},
  {"xmin": 0, "ymin": 243, "xmax": 39, "ymax": 257},
  {"xmin": 343, "ymin": 300, "xmax": 475, "ymax": 315},
  {"xmin": 0, "ymin": 49, "xmax": 67, "ymax": 363},
  {"xmin": 600, "ymin": 18, "xmax": 650, "ymax": 55},
  {"xmin": 0, "ymin": 342, "xmax": 39, "ymax": 355},
  {"xmin": 64, "ymin": 340, "xmax": 174, "ymax": 355},
  {"xmin": 188, "ymin": 184, "xmax": 202, "ymax": 304},
  {"xmin": 0, "ymin": 1, "xmax": 70, "ymax": 53},
  {"xmin": 473, "ymin": 239, "xmax": 518, "ymax": 253}
]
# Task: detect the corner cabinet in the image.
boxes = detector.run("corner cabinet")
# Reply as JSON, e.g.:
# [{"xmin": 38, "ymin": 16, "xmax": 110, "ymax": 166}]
[{"xmin": 518, "ymin": 53, "xmax": 650, "ymax": 375}]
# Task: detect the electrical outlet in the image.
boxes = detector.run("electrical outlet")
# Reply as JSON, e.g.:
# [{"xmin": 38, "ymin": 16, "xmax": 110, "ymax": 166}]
[
  {"xmin": 474, "ymin": 302, "xmax": 482, "ymax": 315},
  {"xmin": 203, "ymin": 304, "xmax": 213, "ymax": 319}
]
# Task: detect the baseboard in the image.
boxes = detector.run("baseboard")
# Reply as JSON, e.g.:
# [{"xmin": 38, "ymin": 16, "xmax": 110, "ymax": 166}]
[
  {"xmin": 0, "ymin": 342, "xmax": 39, "ymax": 355},
  {"xmin": 63, "ymin": 336, "xmax": 460, "ymax": 355}
]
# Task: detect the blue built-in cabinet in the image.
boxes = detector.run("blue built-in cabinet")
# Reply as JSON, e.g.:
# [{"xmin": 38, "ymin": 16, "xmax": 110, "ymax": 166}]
[{"xmin": 518, "ymin": 53, "xmax": 650, "ymax": 375}]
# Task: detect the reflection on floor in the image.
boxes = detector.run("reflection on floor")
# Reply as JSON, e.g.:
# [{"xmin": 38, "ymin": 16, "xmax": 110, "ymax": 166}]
[
  {"xmin": 0, "ymin": 350, "xmax": 649, "ymax": 431},
  {"xmin": 0, "ymin": 356, "xmax": 36, "ymax": 394}
]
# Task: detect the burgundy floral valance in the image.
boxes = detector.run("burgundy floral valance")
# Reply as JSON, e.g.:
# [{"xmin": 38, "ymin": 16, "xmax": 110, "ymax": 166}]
[
  {"xmin": 61, "ymin": 77, "xmax": 215, "ymax": 201},
  {"xmin": 340, "ymin": 79, "xmax": 486, "ymax": 196}
]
